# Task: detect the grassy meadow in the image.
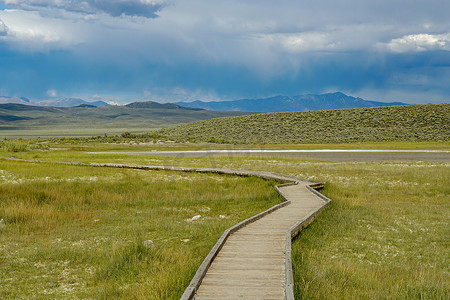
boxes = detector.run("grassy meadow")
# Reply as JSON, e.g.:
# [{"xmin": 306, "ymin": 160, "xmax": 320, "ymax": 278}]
[
  {"xmin": 0, "ymin": 141, "xmax": 448, "ymax": 299},
  {"xmin": 0, "ymin": 159, "xmax": 283, "ymax": 299},
  {"xmin": 289, "ymin": 162, "xmax": 449, "ymax": 299}
]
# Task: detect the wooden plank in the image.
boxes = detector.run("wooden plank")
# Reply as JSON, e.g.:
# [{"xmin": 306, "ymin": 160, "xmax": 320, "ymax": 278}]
[{"xmin": 194, "ymin": 184, "xmax": 326, "ymax": 299}]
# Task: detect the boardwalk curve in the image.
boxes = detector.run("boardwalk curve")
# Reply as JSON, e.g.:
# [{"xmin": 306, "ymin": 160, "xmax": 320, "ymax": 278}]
[{"xmin": 1, "ymin": 158, "xmax": 331, "ymax": 299}]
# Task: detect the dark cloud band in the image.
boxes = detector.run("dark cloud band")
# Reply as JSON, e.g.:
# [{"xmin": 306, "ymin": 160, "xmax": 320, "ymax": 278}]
[{"xmin": 1, "ymin": 0, "xmax": 165, "ymax": 18}]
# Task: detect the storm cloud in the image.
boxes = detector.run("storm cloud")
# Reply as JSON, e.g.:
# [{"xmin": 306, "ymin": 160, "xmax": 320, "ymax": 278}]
[
  {"xmin": 0, "ymin": 0, "xmax": 448, "ymax": 103},
  {"xmin": 2, "ymin": 0, "xmax": 165, "ymax": 18}
]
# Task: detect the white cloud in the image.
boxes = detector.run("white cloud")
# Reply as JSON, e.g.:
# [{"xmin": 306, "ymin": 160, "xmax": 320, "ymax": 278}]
[
  {"xmin": 0, "ymin": 19, "xmax": 8, "ymax": 36},
  {"xmin": 0, "ymin": 9, "xmax": 86, "ymax": 49},
  {"xmin": 46, "ymin": 88, "xmax": 57, "ymax": 97},
  {"xmin": 1, "ymin": 0, "xmax": 449, "ymax": 59},
  {"xmin": 257, "ymin": 32, "xmax": 336, "ymax": 53},
  {"xmin": 382, "ymin": 33, "xmax": 450, "ymax": 53}
]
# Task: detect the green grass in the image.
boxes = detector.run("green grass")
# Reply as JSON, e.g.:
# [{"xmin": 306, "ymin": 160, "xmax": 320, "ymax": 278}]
[
  {"xmin": 288, "ymin": 162, "xmax": 449, "ymax": 299},
  {"xmin": 0, "ymin": 144, "xmax": 448, "ymax": 299},
  {"xmin": 153, "ymin": 103, "xmax": 450, "ymax": 144},
  {"xmin": 47, "ymin": 140, "xmax": 450, "ymax": 152},
  {"xmin": 0, "ymin": 139, "xmax": 49, "ymax": 152},
  {"xmin": 0, "ymin": 160, "xmax": 282, "ymax": 299}
]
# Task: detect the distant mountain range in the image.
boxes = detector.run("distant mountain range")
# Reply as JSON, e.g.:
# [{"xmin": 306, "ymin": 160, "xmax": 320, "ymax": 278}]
[
  {"xmin": 34, "ymin": 98, "xmax": 109, "ymax": 107},
  {"xmin": 0, "ymin": 97, "xmax": 108, "ymax": 107},
  {"xmin": 124, "ymin": 101, "xmax": 203, "ymax": 111},
  {"xmin": 0, "ymin": 92, "xmax": 407, "ymax": 112},
  {"xmin": 174, "ymin": 92, "xmax": 408, "ymax": 112}
]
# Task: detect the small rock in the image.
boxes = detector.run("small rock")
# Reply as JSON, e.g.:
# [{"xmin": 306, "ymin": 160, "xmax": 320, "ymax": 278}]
[
  {"xmin": 0, "ymin": 219, "xmax": 5, "ymax": 229},
  {"xmin": 191, "ymin": 215, "xmax": 201, "ymax": 221},
  {"xmin": 142, "ymin": 240, "xmax": 155, "ymax": 249},
  {"xmin": 219, "ymin": 215, "xmax": 226, "ymax": 219},
  {"xmin": 181, "ymin": 239, "xmax": 190, "ymax": 243},
  {"xmin": 93, "ymin": 219, "xmax": 101, "ymax": 223}
]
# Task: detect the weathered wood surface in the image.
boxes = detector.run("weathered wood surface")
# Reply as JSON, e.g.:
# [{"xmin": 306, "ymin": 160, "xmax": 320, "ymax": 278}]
[{"xmin": 194, "ymin": 183, "xmax": 326, "ymax": 299}]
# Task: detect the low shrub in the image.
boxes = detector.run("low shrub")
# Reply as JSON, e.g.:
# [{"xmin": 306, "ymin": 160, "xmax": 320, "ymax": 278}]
[{"xmin": 0, "ymin": 140, "xmax": 49, "ymax": 152}]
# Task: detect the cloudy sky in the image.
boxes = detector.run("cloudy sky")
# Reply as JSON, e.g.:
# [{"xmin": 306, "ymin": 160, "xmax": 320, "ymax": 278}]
[{"xmin": 0, "ymin": 0, "xmax": 449, "ymax": 104}]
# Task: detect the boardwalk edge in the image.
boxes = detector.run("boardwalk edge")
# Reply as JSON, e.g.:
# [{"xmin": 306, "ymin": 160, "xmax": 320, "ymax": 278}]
[
  {"xmin": 180, "ymin": 181, "xmax": 296, "ymax": 300},
  {"xmin": 0, "ymin": 157, "xmax": 332, "ymax": 300},
  {"xmin": 284, "ymin": 184, "xmax": 332, "ymax": 300}
]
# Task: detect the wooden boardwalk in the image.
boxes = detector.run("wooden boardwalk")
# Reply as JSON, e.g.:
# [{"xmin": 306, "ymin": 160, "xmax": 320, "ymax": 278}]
[
  {"xmin": 0, "ymin": 158, "xmax": 329, "ymax": 299},
  {"xmin": 194, "ymin": 183, "xmax": 326, "ymax": 299}
]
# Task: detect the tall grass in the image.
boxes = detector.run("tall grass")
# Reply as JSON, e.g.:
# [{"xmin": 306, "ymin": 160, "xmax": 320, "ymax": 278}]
[
  {"xmin": 290, "ymin": 162, "xmax": 449, "ymax": 299},
  {"xmin": 42, "ymin": 151, "xmax": 447, "ymax": 299},
  {"xmin": 0, "ymin": 160, "xmax": 282, "ymax": 299},
  {"xmin": 0, "ymin": 139, "xmax": 49, "ymax": 152},
  {"xmin": 1, "ymin": 145, "xmax": 448, "ymax": 299}
]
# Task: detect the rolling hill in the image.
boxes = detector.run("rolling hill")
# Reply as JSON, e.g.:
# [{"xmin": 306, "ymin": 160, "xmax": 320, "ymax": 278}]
[
  {"xmin": 0, "ymin": 102, "xmax": 249, "ymax": 138},
  {"xmin": 0, "ymin": 92, "xmax": 406, "ymax": 112},
  {"xmin": 154, "ymin": 103, "xmax": 450, "ymax": 144},
  {"xmin": 174, "ymin": 92, "xmax": 408, "ymax": 113},
  {"xmin": 124, "ymin": 101, "xmax": 203, "ymax": 110},
  {"xmin": 0, "ymin": 96, "xmax": 31, "ymax": 105},
  {"xmin": 0, "ymin": 96, "xmax": 108, "ymax": 107}
]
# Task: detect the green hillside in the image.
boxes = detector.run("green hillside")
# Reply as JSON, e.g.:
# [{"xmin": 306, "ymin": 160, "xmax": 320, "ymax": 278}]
[
  {"xmin": 154, "ymin": 104, "xmax": 450, "ymax": 144},
  {"xmin": 0, "ymin": 103, "xmax": 249, "ymax": 138}
]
